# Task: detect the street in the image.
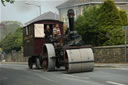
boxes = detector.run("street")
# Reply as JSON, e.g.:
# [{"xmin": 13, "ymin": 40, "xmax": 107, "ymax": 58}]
[{"xmin": 0, "ymin": 63, "xmax": 128, "ymax": 85}]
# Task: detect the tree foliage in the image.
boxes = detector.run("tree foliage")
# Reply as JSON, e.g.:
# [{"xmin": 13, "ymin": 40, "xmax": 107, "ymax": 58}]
[
  {"xmin": 0, "ymin": 21, "xmax": 22, "ymax": 41},
  {"xmin": 75, "ymin": 0, "xmax": 128, "ymax": 46},
  {"xmin": 1, "ymin": 0, "xmax": 14, "ymax": 6},
  {"xmin": 0, "ymin": 28, "xmax": 23, "ymax": 53},
  {"xmin": 120, "ymin": 9, "xmax": 128, "ymax": 26},
  {"xmin": 1, "ymin": 21, "xmax": 22, "ymax": 33}
]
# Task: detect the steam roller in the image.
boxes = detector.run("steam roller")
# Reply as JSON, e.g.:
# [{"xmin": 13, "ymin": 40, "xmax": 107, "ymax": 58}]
[{"xmin": 41, "ymin": 9, "xmax": 94, "ymax": 73}]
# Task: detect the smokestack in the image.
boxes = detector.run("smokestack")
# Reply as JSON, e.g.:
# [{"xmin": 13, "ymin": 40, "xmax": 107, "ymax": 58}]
[{"xmin": 67, "ymin": 9, "xmax": 75, "ymax": 32}]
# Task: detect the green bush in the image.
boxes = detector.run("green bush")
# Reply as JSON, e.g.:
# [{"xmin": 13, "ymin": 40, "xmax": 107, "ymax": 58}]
[
  {"xmin": 0, "ymin": 28, "xmax": 23, "ymax": 53},
  {"xmin": 75, "ymin": 0, "xmax": 128, "ymax": 46}
]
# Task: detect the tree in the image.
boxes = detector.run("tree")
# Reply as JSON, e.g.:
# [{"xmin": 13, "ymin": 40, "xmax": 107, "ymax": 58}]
[
  {"xmin": 0, "ymin": 27, "xmax": 23, "ymax": 53},
  {"xmin": 97, "ymin": 0, "xmax": 122, "ymax": 27},
  {"xmin": 97, "ymin": 0, "xmax": 124, "ymax": 45},
  {"xmin": 1, "ymin": 0, "xmax": 14, "ymax": 6},
  {"xmin": 0, "ymin": 21, "xmax": 22, "ymax": 41},
  {"xmin": 75, "ymin": 6, "xmax": 105, "ymax": 46},
  {"xmin": 75, "ymin": 0, "xmax": 128, "ymax": 46},
  {"xmin": 0, "ymin": 48, "xmax": 3, "ymax": 53},
  {"xmin": 119, "ymin": 9, "xmax": 128, "ymax": 26}
]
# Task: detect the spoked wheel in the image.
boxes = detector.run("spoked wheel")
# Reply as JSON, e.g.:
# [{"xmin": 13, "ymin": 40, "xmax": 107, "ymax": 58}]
[{"xmin": 42, "ymin": 44, "xmax": 56, "ymax": 71}]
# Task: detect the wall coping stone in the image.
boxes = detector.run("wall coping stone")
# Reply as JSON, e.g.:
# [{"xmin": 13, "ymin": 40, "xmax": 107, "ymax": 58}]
[{"xmin": 94, "ymin": 45, "xmax": 128, "ymax": 49}]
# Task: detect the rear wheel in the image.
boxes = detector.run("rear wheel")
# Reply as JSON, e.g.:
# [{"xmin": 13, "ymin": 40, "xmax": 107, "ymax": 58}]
[
  {"xmin": 42, "ymin": 58, "xmax": 48, "ymax": 71},
  {"xmin": 42, "ymin": 44, "xmax": 56, "ymax": 71},
  {"xmin": 64, "ymin": 52, "xmax": 69, "ymax": 72},
  {"xmin": 28, "ymin": 57, "xmax": 33, "ymax": 69},
  {"xmin": 35, "ymin": 57, "xmax": 41, "ymax": 69}
]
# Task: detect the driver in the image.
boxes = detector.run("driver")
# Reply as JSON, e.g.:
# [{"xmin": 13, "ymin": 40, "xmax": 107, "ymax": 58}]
[
  {"xmin": 45, "ymin": 25, "xmax": 52, "ymax": 42},
  {"xmin": 53, "ymin": 24, "xmax": 61, "ymax": 38},
  {"xmin": 53, "ymin": 24, "xmax": 63, "ymax": 46}
]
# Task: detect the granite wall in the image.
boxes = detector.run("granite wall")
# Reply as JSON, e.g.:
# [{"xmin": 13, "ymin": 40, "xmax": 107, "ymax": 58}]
[
  {"xmin": 94, "ymin": 45, "xmax": 128, "ymax": 63},
  {"xmin": 3, "ymin": 50, "xmax": 27, "ymax": 62},
  {"xmin": 1, "ymin": 45, "xmax": 128, "ymax": 63}
]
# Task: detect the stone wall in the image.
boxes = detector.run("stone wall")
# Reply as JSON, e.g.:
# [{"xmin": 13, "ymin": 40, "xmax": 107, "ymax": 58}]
[
  {"xmin": 94, "ymin": 45, "xmax": 128, "ymax": 63},
  {"xmin": 1, "ymin": 45, "xmax": 128, "ymax": 63},
  {"xmin": 4, "ymin": 50, "xmax": 27, "ymax": 62}
]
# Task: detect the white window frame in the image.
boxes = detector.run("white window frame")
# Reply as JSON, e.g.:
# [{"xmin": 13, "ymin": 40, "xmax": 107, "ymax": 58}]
[
  {"xmin": 34, "ymin": 24, "xmax": 45, "ymax": 38},
  {"xmin": 26, "ymin": 27, "xmax": 28, "ymax": 35}
]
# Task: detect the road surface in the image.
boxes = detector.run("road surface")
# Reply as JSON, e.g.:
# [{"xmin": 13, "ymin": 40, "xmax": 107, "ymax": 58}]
[{"xmin": 0, "ymin": 63, "xmax": 128, "ymax": 85}]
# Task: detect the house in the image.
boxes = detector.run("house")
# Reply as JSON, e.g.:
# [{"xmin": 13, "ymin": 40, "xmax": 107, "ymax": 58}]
[{"xmin": 56, "ymin": 0, "xmax": 128, "ymax": 24}]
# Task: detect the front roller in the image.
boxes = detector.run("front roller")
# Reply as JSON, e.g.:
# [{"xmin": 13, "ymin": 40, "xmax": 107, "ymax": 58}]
[
  {"xmin": 42, "ymin": 44, "xmax": 56, "ymax": 71},
  {"xmin": 64, "ymin": 48, "xmax": 94, "ymax": 73}
]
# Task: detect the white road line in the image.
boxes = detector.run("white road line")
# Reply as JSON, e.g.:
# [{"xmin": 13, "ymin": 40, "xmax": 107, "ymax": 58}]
[
  {"xmin": 33, "ymin": 70, "xmax": 41, "ymax": 72},
  {"xmin": 106, "ymin": 81, "xmax": 125, "ymax": 85},
  {"xmin": 37, "ymin": 74, "xmax": 55, "ymax": 82},
  {"xmin": 0, "ymin": 77, "xmax": 8, "ymax": 80},
  {"xmin": 110, "ymin": 68, "xmax": 128, "ymax": 71},
  {"xmin": 62, "ymin": 76, "xmax": 88, "ymax": 83},
  {"xmin": 63, "ymin": 74, "xmax": 89, "ymax": 79},
  {"xmin": 114, "ymin": 68, "xmax": 128, "ymax": 71},
  {"xmin": 41, "ymin": 76, "xmax": 54, "ymax": 82}
]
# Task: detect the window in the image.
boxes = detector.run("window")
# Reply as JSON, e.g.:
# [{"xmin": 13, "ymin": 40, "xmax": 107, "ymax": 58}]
[
  {"xmin": 117, "ymin": 6, "xmax": 120, "ymax": 10},
  {"xmin": 75, "ymin": 9, "xmax": 79, "ymax": 19},
  {"xmin": 76, "ymin": 10, "xmax": 78, "ymax": 17},
  {"xmin": 81, "ymin": 6, "xmax": 84, "ymax": 15},
  {"xmin": 34, "ymin": 24, "xmax": 45, "ymax": 38},
  {"xmin": 26, "ymin": 27, "xmax": 28, "ymax": 35}
]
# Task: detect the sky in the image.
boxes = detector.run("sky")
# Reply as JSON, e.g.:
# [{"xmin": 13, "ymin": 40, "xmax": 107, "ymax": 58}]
[{"xmin": 0, "ymin": 0, "xmax": 67, "ymax": 25}]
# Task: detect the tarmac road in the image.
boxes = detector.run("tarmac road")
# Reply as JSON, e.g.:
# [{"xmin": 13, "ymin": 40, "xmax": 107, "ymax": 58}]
[{"xmin": 0, "ymin": 63, "xmax": 128, "ymax": 85}]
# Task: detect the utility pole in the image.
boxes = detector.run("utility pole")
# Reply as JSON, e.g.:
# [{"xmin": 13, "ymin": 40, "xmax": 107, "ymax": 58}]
[
  {"xmin": 0, "ymin": 26, "xmax": 1, "ymax": 41},
  {"xmin": 25, "ymin": 2, "xmax": 41, "ymax": 16},
  {"xmin": 124, "ymin": 26, "xmax": 127, "ymax": 63}
]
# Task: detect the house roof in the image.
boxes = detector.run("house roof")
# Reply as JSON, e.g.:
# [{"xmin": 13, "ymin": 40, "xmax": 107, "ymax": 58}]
[
  {"xmin": 25, "ymin": 11, "xmax": 60, "ymax": 26},
  {"xmin": 56, "ymin": 0, "xmax": 128, "ymax": 9}
]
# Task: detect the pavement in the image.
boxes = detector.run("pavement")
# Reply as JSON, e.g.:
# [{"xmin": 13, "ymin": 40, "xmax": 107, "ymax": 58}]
[
  {"xmin": 95, "ymin": 63, "xmax": 128, "ymax": 68},
  {"xmin": 0, "ymin": 62, "xmax": 128, "ymax": 85},
  {"xmin": 0, "ymin": 62, "xmax": 128, "ymax": 68}
]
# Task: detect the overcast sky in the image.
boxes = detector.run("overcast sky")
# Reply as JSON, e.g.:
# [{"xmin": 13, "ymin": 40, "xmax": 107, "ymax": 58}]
[{"xmin": 0, "ymin": 0, "xmax": 67, "ymax": 24}]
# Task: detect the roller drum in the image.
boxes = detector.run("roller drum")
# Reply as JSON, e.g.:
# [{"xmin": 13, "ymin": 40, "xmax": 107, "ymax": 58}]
[{"xmin": 65, "ymin": 48, "xmax": 94, "ymax": 73}]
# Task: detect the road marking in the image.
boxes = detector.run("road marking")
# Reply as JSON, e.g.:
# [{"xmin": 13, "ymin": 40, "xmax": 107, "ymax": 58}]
[
  {"xmin": 62, "ymin": 74, "xmax": 89, "ymax": 82},
  {"xmin": 0, "ymin": 77, "xmax": 8, "ymax": 80},
  {"xmin": 117, "ymin": 68, "xmax": 128, "ymax": 71},
  {"xmin": 33, "ymin": 70, "xmax": 41, "ymax": 72},
  {"xmin": 41, "ymin": 76, "xmax": 54, "ymax": 82},
  {"xmin": 36, "ymin": 74, "xmax": 55, "ymax": 82},
  {"xmin": 63, "ymin": 74, "xmax": 89, "ymax": 79},
  {"xmin": 62, "ymin": 76, "xmax": 88, "ymax": 83},
  {"xmin": 106, "ymin": 81, "xmax": 125, "ymax": 85},
  {"xmin": 111, "ymin": 68, "xmax": 128, "ymax": 71}
]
